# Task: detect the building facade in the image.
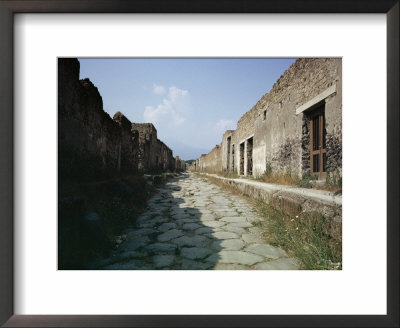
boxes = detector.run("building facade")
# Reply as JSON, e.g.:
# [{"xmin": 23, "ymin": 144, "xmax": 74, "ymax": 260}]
[{"xmin": 190, "ymin": 58, "xmax": 342, "ymax": 181}]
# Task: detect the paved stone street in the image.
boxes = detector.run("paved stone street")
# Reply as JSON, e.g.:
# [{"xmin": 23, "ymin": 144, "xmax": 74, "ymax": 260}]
[{"xmin": 99, "ymin": 173, "xmax": 300, "ymax": 270}]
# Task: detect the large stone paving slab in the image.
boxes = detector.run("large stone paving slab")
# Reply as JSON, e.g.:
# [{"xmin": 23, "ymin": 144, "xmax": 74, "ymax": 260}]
[
  {"xmin": 214, "ymin": 263, "xmax": 249, "ymax": 270},
  {"xmin": 228, "ymin": 222, "xmax": 253, "ymax": 228},
  {"xmin": 205, "ymin": 251, "xmax": 264, "ymax": 266},
  {"xmin": 202, "ymin": 221, "xmax": 226, "ymax": 228},
  {"xmin": 180, "ymin": 247, "xmax": 213, "ymax": 260},
  {"xmin": 119, "ymin": 236, "xmax": 150, "ymax": 252},
  {"xmin": 220, "ymin": 217, "xmax": 249, "ymax": 223},
  {"xmin": 143, "ymin": 243, "xmax": 177, "ymax": 254},
  {"xmin": 211, "ymin": 239, "xmax": 245, "ymax": 251},
  {"xmin": 242, "ymin": 233, "xmax": 265, "ymax": 244},
  {"xmin": 254, "ymin": 258, "xmax": 300, "ymax": 270},
  {"xmin": 98, "ymin": 173, "xmax": 298, "ymax": 270},
  {"xmin": 182, "ymin": 223, "xmax": 202, "ymax": 230},
  {"xmin": 153, "ymin": 255, "xmax": 175, "ymax": 268},
  {"xmin": 157, "ymin": 229, "xmax": 184, "ymax": 242},
  {"xmin": 195, "ymin": 227, "xmax": 221, "ymax": 235},
  {"xmin": 181, "ymin": 259, "xmax": 214, "ymax": 270},
  {"xmin": 212, "ymin": 231, "xmax": 239, "ymax": 239},
  {"xmin": 125, "ymin": 228, "xmax": 156, "ymax": 240},
  {"xmin": 172, "ymin": 235, "xmax": 211, "ymax": 248},
  {"xmin": 222, "ymin": 225, "xmax": 247, "ymax": 235},
  {"xmin": 245, "ymin": 244, "xmax": 287, "ymax": 259},
  {"xmin": 158, "ymin": 222, "xmax": 177, "ymax": 232}
]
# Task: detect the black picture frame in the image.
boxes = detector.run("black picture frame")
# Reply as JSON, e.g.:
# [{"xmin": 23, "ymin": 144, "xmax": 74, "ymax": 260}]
[{"xmin": 0, "ymin": 1, "xmax": 398, "ymax": 327}]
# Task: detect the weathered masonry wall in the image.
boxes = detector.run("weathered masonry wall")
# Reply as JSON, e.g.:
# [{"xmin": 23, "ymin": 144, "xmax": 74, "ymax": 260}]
[
  {"xmin": 59, "ymin": 59, "xmax": 134, "ymax": 180},
  {"xmin": 196, "ymin": 144, "xmax": 222, "ymax": 173},
  {"xmin": 253, "ymin": 58, "xmax": 342, "ymax": 178},
  {"xmin": 159, "ymin": 141, "xmax": 174, "ymax": 171},
  {"xmin": 130, "ymin": 122, "xmax": 177, "ymax": 172},
  {"xmin": 174, "ymin": 156, "xmax": 186, "ymax": 170},
  {"xmin": 221, "ymin": 130, "xmax": 235, "ymax": 172},
  {"xmin": 59, "ymin": 58, "xmax": 183, "ymax": 181},
  {"xmin": 113, "ymin": 111, "xmax": 140, "ymax": 173},
  {"xmin": 192, "ymin": 58, "xmax": 342, "ymax": 181},
  {"xmin": 130, "ymin": 123, "xmax": 158, "ymax": 171}
]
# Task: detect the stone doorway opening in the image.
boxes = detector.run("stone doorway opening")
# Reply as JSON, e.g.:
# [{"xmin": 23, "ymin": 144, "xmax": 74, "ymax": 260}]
[
  {"xmin": 310, "ymin": 105, "xmax": 326, "ymax": 180},
  {"xmin": 226, "ymin": 136, "xmax": 231, "ymax": 171},
  {"xmin": 240, "ymin": 142, "xmax": 244, "ymax": 175},
  {"xmin": 231, "ymin": 144, "xmax": 235, "ymax": 173},
  {"xmin": 247, "ymin": 137, "xmax": 253, "ymax": 176}
]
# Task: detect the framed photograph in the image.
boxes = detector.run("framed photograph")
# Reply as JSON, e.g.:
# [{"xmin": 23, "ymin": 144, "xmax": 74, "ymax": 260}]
[{"xmin": 0, "ymin": 0, "xmax": 398, "ymax": 327}]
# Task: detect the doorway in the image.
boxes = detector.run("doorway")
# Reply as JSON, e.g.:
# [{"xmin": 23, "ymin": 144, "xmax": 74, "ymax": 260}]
[
  {"xmin": 310, "ymin": 105, "xmax": 326, "ymax": 179},
  {"xmin": 226, "ymin": 136, "xmax": 231, "ymax": 171},
  {"xmin": 231, "ymin": 144, "xmax": 235, "ymax": 173},
  {"xmin": 247, "ymin": 137, "xmax": 253, "ymax": 176},
  {"xmin": 240, "ymin": 142, "xmax": 244, "ymax": 175}
]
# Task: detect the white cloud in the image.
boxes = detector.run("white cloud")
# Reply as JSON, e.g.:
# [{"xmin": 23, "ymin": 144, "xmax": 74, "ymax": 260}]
[
  {"xmin": 152, "ymin": 83, "xmax": 166, "ymax": 95},
  {"xmin": 169, "ymin": 86, "xmax": 188, "ymax": 105},
  {"xmin": 144, "ymin": 86, "xmax": 190, "ymax": 126},
  {"xmin": 213, "ymin": 119, "xmax": 236, "ymax": 134}
]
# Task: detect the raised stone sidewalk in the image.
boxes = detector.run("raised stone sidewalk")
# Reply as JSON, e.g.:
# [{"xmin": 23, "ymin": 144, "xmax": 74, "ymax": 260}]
[
  {"xmin": 94, "ymin": 173, "xmax": 300, "ymax": 270},
  {"xmin": 199, "ymin": 173, "xmax": 342, "ymax": 223}
]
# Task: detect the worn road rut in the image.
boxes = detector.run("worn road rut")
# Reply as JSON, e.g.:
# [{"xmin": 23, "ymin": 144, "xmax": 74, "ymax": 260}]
[{"xmin": 98, "ymin": 173, "xmax": 299, "ymax": 270}]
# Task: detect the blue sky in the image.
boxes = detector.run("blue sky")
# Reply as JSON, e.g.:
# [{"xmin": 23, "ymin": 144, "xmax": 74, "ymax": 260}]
[{"xmin": 79, "ymin": 58, "xmax": 297, "ymax": 160}]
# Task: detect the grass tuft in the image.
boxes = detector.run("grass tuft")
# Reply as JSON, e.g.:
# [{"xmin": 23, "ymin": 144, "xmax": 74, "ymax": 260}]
[
  {"xmin": 254, "ymin": 199, "xmax": 342, "ymax": 270},
  {"xmin": 254, "ymin": 163, "xmax": 342, "ymax": 193},
  {"xmin": 205, "ymin": 175, "xmax": 342, "ymax": 270}
]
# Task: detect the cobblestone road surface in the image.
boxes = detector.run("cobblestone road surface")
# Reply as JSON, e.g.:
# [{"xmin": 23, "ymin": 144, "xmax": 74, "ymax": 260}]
[{"xmin": 98, "ymin": 173, "xmax": 300, "ymax": 270}]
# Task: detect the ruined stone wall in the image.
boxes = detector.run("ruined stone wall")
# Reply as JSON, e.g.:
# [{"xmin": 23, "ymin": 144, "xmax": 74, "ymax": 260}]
[
  {"xmin": 58, "ymin": 58, "xmax": 137, "ymax": 181},
  {"xmin": 130, "ymin": 123, "xmax": 177, "ymax": 172},
  {"xmin": 113, "ymin": 112, "xmax": 140, "ymax": 173},
  {"xmin": 232, "ymin": 105, "xmax": 258, "ymax": 175},
  {"xmin": 199, "ymin": 58, "xmax": 342, "ymax": 180},
  {"xmin": 323, "ymin": 62, "xmax": 342, "ymax": 178},
  {"xmin": 131, "ymin": 124, "xmax": 185, "ymax": 172},
  {"xmin": 198, "ymin": 145, "xmax": 222, "ymax": 173},
  {"xmin": 131, "ymin": 123, "xmax": 158, "ymax": 171},
  {"xmin": 59, "ymin": 58, "xmax": 179, "ymax": 180},
  {"xmin": 165, "ymin": 146, "xmax": 174, "ymax": 171},
  {"xmin": 197, "ymin": 154, "xmax": 207, "ymax": 172},
  {"xmin": 192, "ymin": 158, "xmax": 201, "ymax": 171},
  {"xmin": 221, "ymin": 130, "xmax": 234, "ymax": 172},
  {"xmin": 157, "ymin": 140, "xmax": 174, "ymax": 171},
  {"xmin": 157, "ymin": 139, "xmax": 163, "ymax": 169},
  {"xmin": 174, "ymin": 156, "xmax": 186, "ymax": 170}
]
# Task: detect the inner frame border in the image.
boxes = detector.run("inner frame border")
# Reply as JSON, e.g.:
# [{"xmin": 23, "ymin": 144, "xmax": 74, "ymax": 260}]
[{"xmin": 0, "ymin": 1, "xmax": 398, "ymax": 327}]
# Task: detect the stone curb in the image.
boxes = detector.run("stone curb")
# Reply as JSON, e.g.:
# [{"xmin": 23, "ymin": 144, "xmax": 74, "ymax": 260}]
[{"xmin": 198, "ymin": 172, "xmax": 342, "ymax": 222}]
